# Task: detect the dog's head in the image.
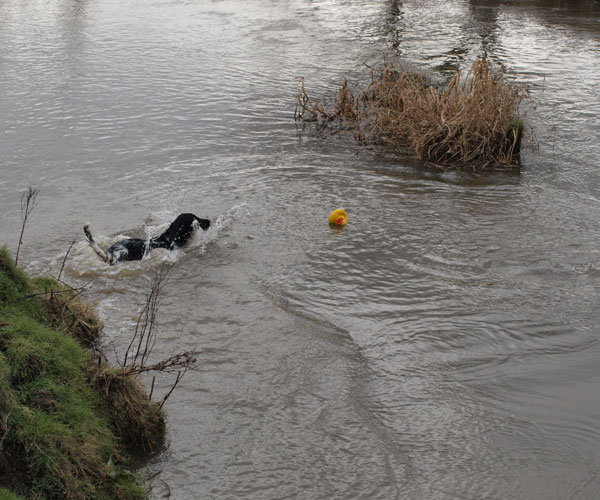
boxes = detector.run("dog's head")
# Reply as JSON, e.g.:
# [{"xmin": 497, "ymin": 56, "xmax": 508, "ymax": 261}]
[
  {"xmin": 195, "ymin": 217, "xmax": 210, "ymax": 231},
  {"xmin": 154, "ymin": 213, "xmax": 211, "ymax": 249}
]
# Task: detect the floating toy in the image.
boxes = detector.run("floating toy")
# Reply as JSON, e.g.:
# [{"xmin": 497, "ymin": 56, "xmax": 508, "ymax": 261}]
[{"xmin": 328, "ymin": 208, "xmax": 348, "ymax": 226}]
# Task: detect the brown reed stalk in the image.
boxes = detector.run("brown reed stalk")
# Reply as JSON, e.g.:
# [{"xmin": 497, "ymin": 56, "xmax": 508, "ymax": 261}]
[
  {"xmin": 297, "ymin": 57, "xmax": 526, "ymax": 170},
  {"xmin": 15, "ymin": 186, "xmax": 38, "ymax": 266}
]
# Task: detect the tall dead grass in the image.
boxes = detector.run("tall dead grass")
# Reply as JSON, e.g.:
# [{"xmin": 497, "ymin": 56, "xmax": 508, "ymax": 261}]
[{"xmin": 296, "ymin": 58, "xmax": 526, "ymax": 170}]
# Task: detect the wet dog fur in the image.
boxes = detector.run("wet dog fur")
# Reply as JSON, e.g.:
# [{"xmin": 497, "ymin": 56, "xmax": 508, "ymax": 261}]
[{"xmin": 84, "ymin": 213, "xmax": 210, "ymax": 265}]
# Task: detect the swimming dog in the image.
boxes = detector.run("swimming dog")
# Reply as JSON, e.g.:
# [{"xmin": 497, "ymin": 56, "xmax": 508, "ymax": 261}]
[{"xmin": 84, "ymin": 213, "xmax": 210, "ymax": 265}]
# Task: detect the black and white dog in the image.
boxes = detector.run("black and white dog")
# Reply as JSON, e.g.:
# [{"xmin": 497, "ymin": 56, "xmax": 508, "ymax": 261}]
[{"xmin": 84, "ymin": 213, "xmax": 210, "ymax": 265}]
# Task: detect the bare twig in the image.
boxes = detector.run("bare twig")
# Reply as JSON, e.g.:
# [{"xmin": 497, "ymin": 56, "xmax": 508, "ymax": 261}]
[
  {"xmin": 124, "ymin": 350, "xmax": 200, "ymax": 376},
  {"xmin": 25, "ymin": 288, "xmax": 79, "ymax": 300},
  {"xmin": 119, "ymin": 265, "xmax": 199, "ymax": 406},
  {"xmin": 123, "ymin": 267, "xmax": 170, "ymax": 371},
  {"xmin": 159, "ymin": 369, "xmax": 186, "ymax": 409},
  {"xmin": 58, "ymin": 239, "xmax": 76, "ymax": 282},
  {"xmin": 149, "ymin": 376, "xmax": 156, "ymax": 401},
  {"xmin": 25, "ymin": 277, "xmax": 91, "ymax": 300},
  {"xmin": 15, "ymin": 186, "xmax": 39, "ymax": 266},
  {"xmin": 160, "ymin": 479, "xmax": 172, "ymax": 499}
]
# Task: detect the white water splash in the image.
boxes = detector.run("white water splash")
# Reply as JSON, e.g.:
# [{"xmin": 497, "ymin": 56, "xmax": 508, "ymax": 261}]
[{"xmin": 60, "ymin": 204, "xmax": 251, "ymax": 279}]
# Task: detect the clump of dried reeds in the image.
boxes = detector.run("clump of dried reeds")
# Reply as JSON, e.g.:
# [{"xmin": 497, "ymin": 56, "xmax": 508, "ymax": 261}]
[
  {"xmin": 90, "ymin": 364, "xmax": 166, "ymax": 453},
  {"xmin": 296, "ymin": 57, "xmax": 526, "ymax": 170}
]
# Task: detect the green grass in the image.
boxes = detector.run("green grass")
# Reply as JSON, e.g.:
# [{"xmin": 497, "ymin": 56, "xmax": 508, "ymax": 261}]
[
  {"xmin": 0, "ymin": 488, "xmax": 29, "ymax": 500},
  {"xmin": 0, "ymin": 247, "xmax": 164, "ymax": 500}
]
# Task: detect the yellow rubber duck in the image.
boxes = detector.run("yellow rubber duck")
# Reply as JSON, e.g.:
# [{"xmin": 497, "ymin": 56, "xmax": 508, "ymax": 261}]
[{"xmin": 328, "ymin": 208, "xmax": 348, "ymax": 226}]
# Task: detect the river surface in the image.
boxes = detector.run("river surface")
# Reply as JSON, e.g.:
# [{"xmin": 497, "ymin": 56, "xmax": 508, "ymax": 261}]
[{"xmin": 2, "ymin": 0, "xmax": 600, "ymax": 498}]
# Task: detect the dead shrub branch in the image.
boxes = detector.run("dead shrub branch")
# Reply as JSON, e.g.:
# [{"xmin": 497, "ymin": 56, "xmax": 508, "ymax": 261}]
[
  {"xmin": 15, "ymin": 185, "xmax": 38, "ymax": 267},
  {"xmin": 119, "ymin": 266, "xmax": 199, "ymax": 408}
]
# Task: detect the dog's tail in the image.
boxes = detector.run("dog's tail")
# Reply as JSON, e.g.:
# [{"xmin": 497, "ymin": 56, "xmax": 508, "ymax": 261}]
[{"xmin": 83, "ymin": 224, "xmax": 109, "ymax": 263}]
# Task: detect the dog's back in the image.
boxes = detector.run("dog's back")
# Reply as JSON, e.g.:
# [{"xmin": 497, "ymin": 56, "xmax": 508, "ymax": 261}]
[
  {"xmin": 107, "ymin": 238, "xmax": 148, "ymax": 263},
  {"xmin": 151, "ymin": 213, "xmax": 210, "ymax": 250}
]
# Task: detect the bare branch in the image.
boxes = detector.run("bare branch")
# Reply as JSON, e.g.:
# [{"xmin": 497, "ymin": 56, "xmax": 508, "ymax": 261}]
[
  {"xmin": 123, "ymin": 350, "xmax": 200, "ymax": 376},
  {"xmin": 159, "ymin": 369, "xmax": 187, "ymax": 409},
  {"xmin": 123, "ymin": 266, "xmax": 170, "ymax": 370},
  {"xmin": 58, "ymin": 239, "xmax": 76, "ymax": 282},
  {"xmin": 118, "ymin": 264, "xmax": 199, "ymax": 407},
  {"xmin": 15, "ymin": 186, "xmax": 39, "ymax": 267}
]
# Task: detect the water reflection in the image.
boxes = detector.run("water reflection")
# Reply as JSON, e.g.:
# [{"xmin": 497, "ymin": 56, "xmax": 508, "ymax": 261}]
[
  {"xmin": 385, "ymin": 0, "xmax": 403, "ymax": 53},
  {"xmin": 473, "ymin": 0, "xmax": 600, "ymax": 14},
  {"xmin": 383, "ymin": 0, "xmax": 600, "ymax": 74}
]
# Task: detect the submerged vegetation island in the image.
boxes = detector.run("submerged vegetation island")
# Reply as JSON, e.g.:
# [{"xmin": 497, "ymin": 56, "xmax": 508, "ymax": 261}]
[
  {"xmin": 0, "ymin": 247, "xmax": 166, "ymax": 500},
  {"xmin": 296, "ymin": 57, "xmax": 526, "ymax": 170}
]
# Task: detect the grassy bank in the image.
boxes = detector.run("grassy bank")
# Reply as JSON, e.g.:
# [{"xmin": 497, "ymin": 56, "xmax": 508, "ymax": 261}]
[
  {"xmin": 296, "ymin": 57, "xmax": 526, "ymax": 170},
  {"xmin": 0, "ymin": 247, "xmax": 165, "ymax": 500}
]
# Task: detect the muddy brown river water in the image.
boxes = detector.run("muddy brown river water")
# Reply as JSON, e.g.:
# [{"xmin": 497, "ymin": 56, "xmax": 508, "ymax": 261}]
[{"xmin": 2, "ymin": 0, "xmax": 600, "ymax": 498}]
